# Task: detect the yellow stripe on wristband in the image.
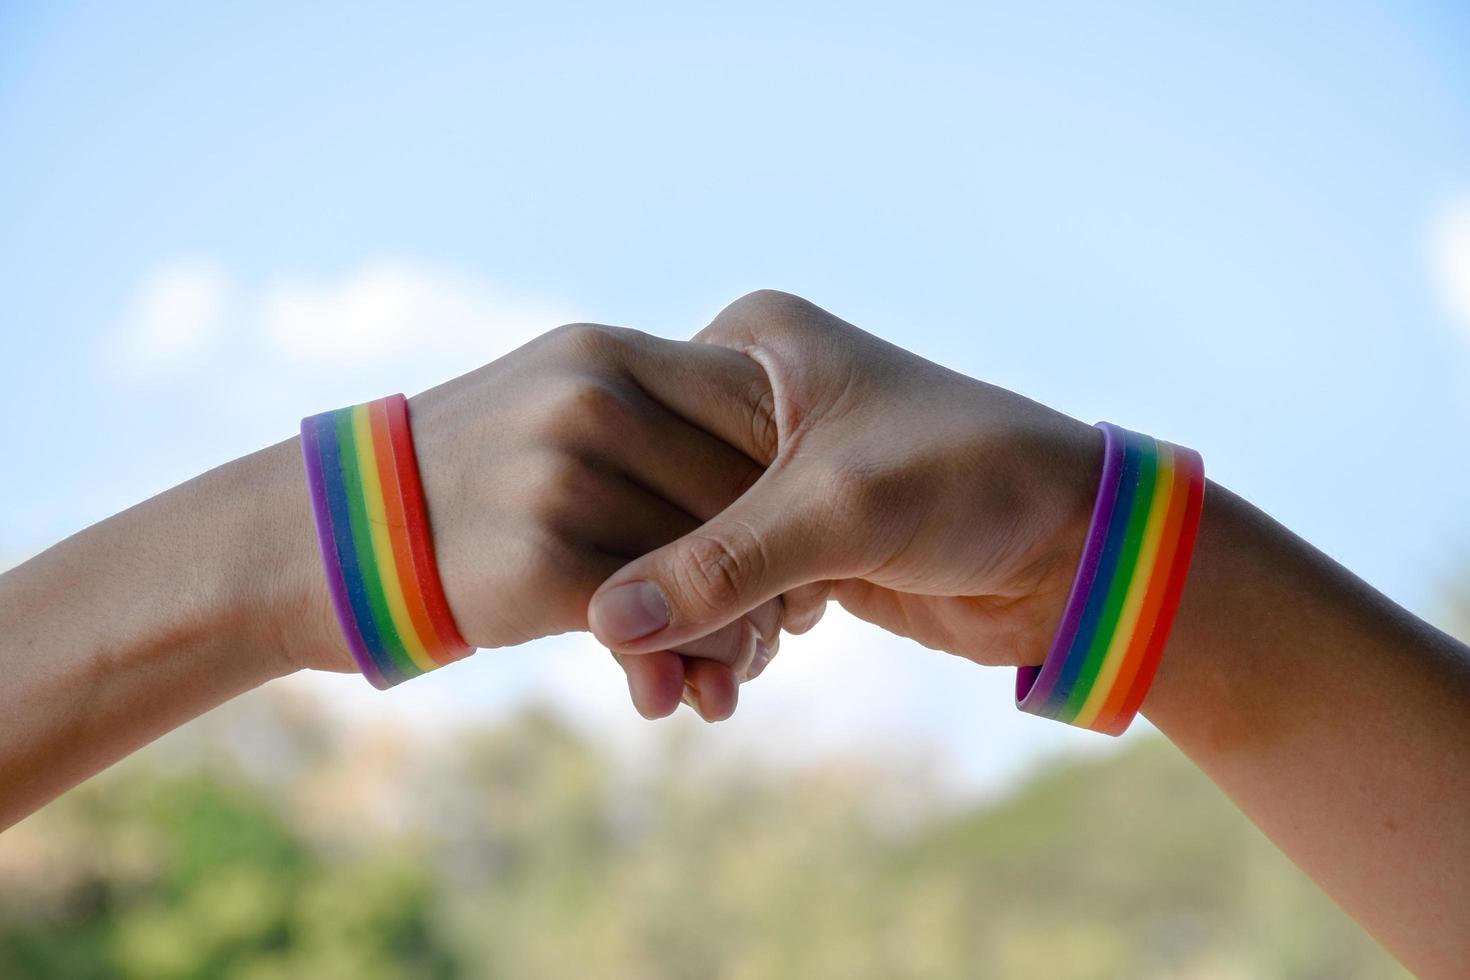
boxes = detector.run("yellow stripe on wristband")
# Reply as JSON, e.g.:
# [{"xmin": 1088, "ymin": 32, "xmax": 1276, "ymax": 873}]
[
  {"xmin": 352, "ymin": 404, "xmax": 438, "ymax": 674},
  {"xmin": 1071, "ymin": 443, "xmax": 1176, "ymax": 730}
]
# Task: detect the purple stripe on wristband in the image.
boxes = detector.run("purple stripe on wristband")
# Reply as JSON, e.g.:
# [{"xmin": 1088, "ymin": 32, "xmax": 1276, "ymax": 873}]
[
  {"xmin": 1016, "ymin": 422, "xmax": 1126, "ymax": 707},
  {"xmin": 300, "ymin": 415, "xmax": 390, "ymax": 690}
]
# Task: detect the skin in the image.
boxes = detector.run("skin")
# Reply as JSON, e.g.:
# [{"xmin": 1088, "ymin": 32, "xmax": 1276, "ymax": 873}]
[
  {"xmin": 2, "ymin": 290, "xmax": 1465, "ymax": 974},
  {"xmin": 591, "ymin": 290, "xmax": 1470, "ymax": 978},
  {"xmin": 0, "ymin": 322, "xmax": 824, "ymax": 829}
]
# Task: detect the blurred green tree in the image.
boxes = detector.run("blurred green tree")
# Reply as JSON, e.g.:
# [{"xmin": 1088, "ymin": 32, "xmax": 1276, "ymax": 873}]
[{"xmin": 0, "ymin": 693, "xmax": 1408, "ymax": 979}]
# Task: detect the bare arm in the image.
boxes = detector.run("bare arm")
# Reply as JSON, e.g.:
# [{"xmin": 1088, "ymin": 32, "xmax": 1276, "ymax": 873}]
[
  {"xmin": 593, "ymin": 289, "xmax": 1470, "ymax": 977},
  {"xmin": 0, "ymin": 323, "xmax": 797, "ymax": 829},
  {"xmin": 1146, "ymin": 484, "xmax": 1470, "ymax": 977},
  {"xmin": 0, "ymin": 440, "xmax": 322, "ymax": 829}
]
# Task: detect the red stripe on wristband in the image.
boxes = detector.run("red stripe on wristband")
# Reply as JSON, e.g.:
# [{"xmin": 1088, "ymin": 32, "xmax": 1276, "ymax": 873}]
[
  {"xmin": 1096, "ymin": 446, "xmax": 1205, "ymax": 735},
  {"xmin": 382, "ymin": 394, "xmax": 471, "ymax": 660}
]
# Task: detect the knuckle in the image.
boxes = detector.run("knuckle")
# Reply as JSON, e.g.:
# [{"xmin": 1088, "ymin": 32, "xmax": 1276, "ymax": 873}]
[
  {"xmin": 750, "ymin": 597, "xmax": 784, "ymax": 643},
  {"xmin": 711, "ymin": 289, "xmax": 808, "ymax": 336},
  {"xmin": 787, "ymin": 607, "xmax": 825, "ymax": 635},
  {"xmin": 547, "ymin": 321, "xmax": 600, "ymax": 349},
  {"xmin": 549, "ymin": 321, "xmax": 628, "ymax": 359},
  {"xmin": 750, "ymin": 634, "xmax": 780, "ymax": 679},
  {"xmin": 569, "ymin": 377, "xmax": 630, "ymax": 423},
  {"xmin": 522, "ymin": 524, "xmax": 584, "ymax": 589},
  {"xmin": 528, "ymin": 453, "xmax": 599, "ymax": 522},
  {"xmin": 545, "ymin": 376, "xmax": 635, "ymax": 437},
  {"xmin": 675, "ymin": 526, "xmax": 766, "ymax": 615},
  {"xmin": 781, "ymin": 582, "xmax": 832, "ymax": 635},
  {"xmin": 732, "ymin": 288, "xmax": 806, "ymax": 318}
]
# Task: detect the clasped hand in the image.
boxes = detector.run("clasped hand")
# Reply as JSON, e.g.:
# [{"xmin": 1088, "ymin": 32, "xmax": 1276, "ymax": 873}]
[{"xmin": 288, "ymin": 290, "xmax": 1102, "ymax": 721}]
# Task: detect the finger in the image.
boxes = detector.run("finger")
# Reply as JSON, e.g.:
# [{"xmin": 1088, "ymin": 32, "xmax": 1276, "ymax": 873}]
[
  {"xmin": 780, "ymin": 580, "xmax": 833, "ymax": 635},
  {"xmin": 831, "ymin": 579, "xmax": 1000, "ymax": 663},
  {"xmin": 743, "ymin": 632, "xmax": 780, "ymax": 682},
  {"xmin": 610, "ymin": 646, "xmax": 744, "ymax": 722},
  {"xmin": 533, "ymin": 472, "xmax": 777, "ymax": 670},
  {"xmin": 525, "ymin": 554, "xmax": 771, "ymax": 689},
  {"xmin": 598, "ymin": 393, "xmax": 766, "ymax": 526},
  {"xmin": 743, "ymin": 594, "xmax": 784, "ymax": 647},
  {"xmin": 553, "ymin": 472, "xmax": 783, "ymax": 669},
  {"xmin": 831, "ymin": 578, "xmax": 923, "ymax": 639},
  {"xmin": 588, "ymin": 467, "xmax": 833, "ymax": 654},
  {"xmin": 608, "ymin": 329, "xmax": 779, "ymax": 466},
  {"xmin": 613, "ymin": 602, "xmax": 775, "ymax": 712},
  {"xmin": 692, "ymin": 288, "xmax": 848, "ymax": 352},
  {"xmin": 682, "ymin": 656, "xmax": 738, "ymax": 722},
  {"xmin": 563, "ymin": 462, "xmax": 797, "ymax": 661},
  {"xmin": 547, "ymin": 466, "xmax": 700, "ymax": 560},
  {"xmin": 613, "ymin": 649, "xmax": 685, "ymax": 719},
  {"xmin": 541, "ymin": 380, "xmax": 765, "ymax": 525},
  {"xmin": 561, "ymin": 466, "xmax": 786, "ymax": 720},
  {"xmin": 671, "ymin": 604, "xmax": 779, "ymax": 675}
]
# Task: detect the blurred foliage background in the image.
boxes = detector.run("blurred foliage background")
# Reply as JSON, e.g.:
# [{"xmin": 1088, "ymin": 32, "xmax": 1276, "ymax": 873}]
[{"xmin": 0, "ymin": 672, "xmax": 1420, "ymax": 980}]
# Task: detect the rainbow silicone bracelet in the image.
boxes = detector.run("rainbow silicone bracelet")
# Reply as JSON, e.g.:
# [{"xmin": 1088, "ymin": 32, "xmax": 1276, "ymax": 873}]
[
  {"xmin": 1016, "ymin": 422, "xmax": 1205, "ymax": 735},
  {"xmin": 301, "ymin": 394, "xmax": 473, "ymax": 689}
]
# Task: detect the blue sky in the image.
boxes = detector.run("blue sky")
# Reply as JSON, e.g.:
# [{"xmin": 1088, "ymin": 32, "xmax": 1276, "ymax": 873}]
[{"xmin": 3, "ymin": 1, "xmax": 1469, "ymax": 793}]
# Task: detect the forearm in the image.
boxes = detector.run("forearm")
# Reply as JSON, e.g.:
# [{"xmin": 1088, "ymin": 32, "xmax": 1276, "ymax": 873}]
[
  {"xmin": 0, "ymin": 438, "xmax": 335, "ymax": 829},
  {"xmin": 586, "ymin": 291, "xmax": 1467, "ymax": 968},
  {"xmin": 1143, "ymin": 484, "xmax": 1470, "ymax": 977}
]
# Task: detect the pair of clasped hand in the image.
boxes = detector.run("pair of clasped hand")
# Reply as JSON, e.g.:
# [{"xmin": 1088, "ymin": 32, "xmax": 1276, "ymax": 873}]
[{"xmin": 290, "ymin": 290, "xmax": 1102, "ymax": 719}]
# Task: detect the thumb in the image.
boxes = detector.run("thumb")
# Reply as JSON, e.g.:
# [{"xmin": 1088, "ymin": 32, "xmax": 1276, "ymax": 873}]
[{"xmin": 589, "ymin": 470, "xmax": 829, "ymax": 654}]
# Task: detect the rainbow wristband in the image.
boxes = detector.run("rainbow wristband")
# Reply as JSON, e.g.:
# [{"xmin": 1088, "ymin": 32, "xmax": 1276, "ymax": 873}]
[
  {"xmin": 301, "ymin": 394, "xmax": 473, "ymax": 689},
  {"xmin": 1016, "ymin": 422, "xmax": 1205, "ymax": 735}
]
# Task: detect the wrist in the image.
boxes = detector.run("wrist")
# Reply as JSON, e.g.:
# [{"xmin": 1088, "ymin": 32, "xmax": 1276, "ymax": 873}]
[
  {"xmin": 1007, "ymin": 422, "xmax": 1207, "ymax": 734},
  {"xmin": 1138, "ymin": 481, "xmax": 1258, "ymax": 737},
  {"xmin": 1005, "ymin": 411, "xmax": 1107, "ymax": 661},
  {"xmin": 223, "ymin": 438, "xmax": 354, "ymax": 679},
  {"xmin": 1029, "ymin": 414, "xmax": 1107, "ymax": 570}
]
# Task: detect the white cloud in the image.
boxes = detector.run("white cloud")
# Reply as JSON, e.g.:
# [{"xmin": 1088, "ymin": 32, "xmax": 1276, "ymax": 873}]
[
  {"xmin": 106, "ymin": 259, "xmax": 231, "ymax": 373},
  {"xmin": 260, "ymin": 262, "xmax": 562, "ymax": 362},
  {"xmin": 1431, "ymin": 194, "xmax": 1470, "ymax": 343},
  {"xmin": 102, "ymin": 259, "xmax": 575, "ymax": 385},
  {"xmin": 98, "ymin": 259, "xmax": 582, "ymax": 445}
]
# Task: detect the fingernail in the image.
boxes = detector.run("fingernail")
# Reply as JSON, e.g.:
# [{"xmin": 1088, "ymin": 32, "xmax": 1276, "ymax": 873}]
[
  {"xmin": 682, "ymin": 680, "xmax": 707, "ymax": 721},
  {"xmin": 593, "ymin": 581, "xmax": 670, "ymax": 644}
]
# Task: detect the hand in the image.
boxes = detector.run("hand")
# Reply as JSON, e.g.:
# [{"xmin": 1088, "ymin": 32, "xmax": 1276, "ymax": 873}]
[
  {"xmin": 589, "ymin": 290, "xmax": 1103, "ymax": 699},
  {"xmin": 286, "ymin": 322, "xmax": 820, "ymax": 719}
]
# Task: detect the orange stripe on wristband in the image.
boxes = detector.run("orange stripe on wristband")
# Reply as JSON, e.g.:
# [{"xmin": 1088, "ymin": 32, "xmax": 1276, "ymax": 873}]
[
  {"xmin": 1097, "ymin": 447, "xmax": 1205, "ymax": 735},
  {"xmin": 352, "ymin": 404, "xmax": 438, "ymax": 674},
  {"xmin": 368, "ymin": 399, "xmax": 452, "ymax": 665},
  {"xmin": 301, "ymin": 393, "xmax": 473, "ymax": 689},
  {"xmin": 1015, "ymin": 423, "xmax": 1205, "ymax": 735},
  {"xmin": 1070, "ymin": 442, "xmax": 1178, "ymax": 730},
  {"xmin": 383, "ymin": 394, "xmax": 471, "ymax": 660},
  {"xmin": 1089, "ymin": 447, "xmax": 1192, "ymax": 728}
]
